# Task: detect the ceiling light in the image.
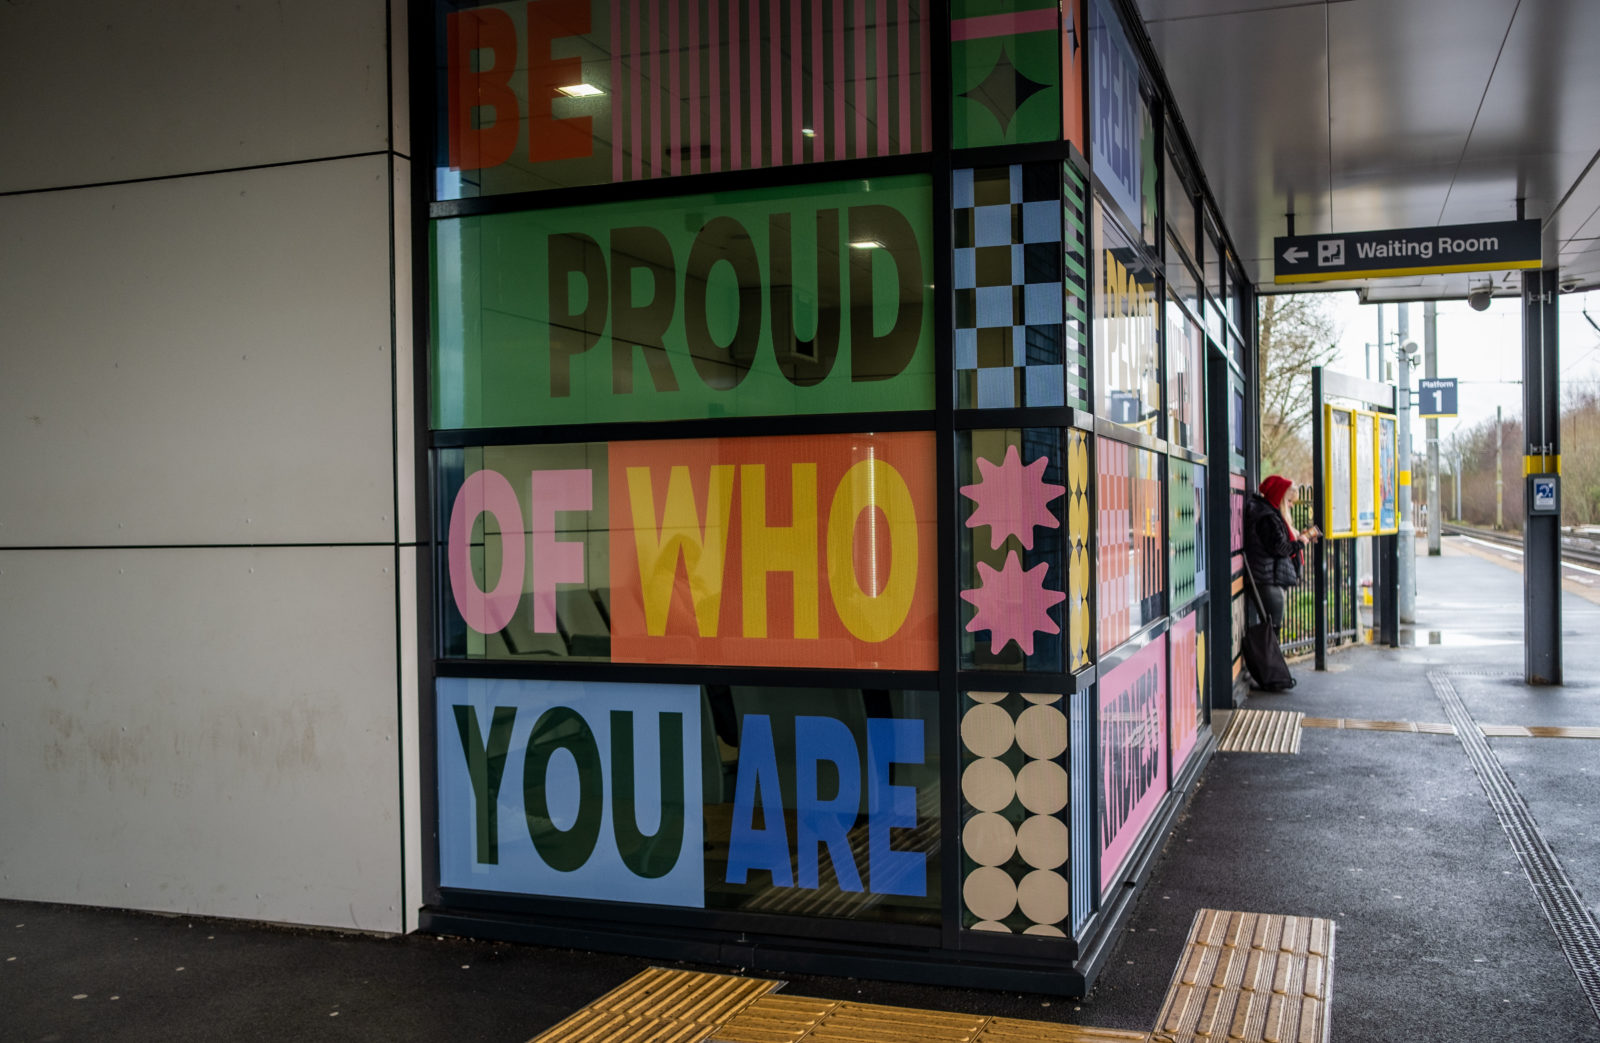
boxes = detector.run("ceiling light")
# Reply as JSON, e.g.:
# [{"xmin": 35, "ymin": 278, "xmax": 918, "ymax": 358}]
[
  {"xmin": 850, "ymin": 240, "xmax": 884, "ymax": 250},
  {"xmin": 557, "ymin": 83, "xmax": 604, "ymax": 98}
]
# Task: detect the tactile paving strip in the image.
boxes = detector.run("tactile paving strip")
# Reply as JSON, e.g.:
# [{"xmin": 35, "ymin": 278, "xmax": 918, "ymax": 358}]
[
  {"xmin": 1216, "ymin": 710, "xmax": 1303, "ymax": 753},
  {"xmin": 1151, "ymin": 909, "xmax": 1334, "ymax": 1043},
  {"xmin": 531, "ymin": 967, "xmax": 779, "ymax": 1043},
  {"xmin": 714, "ymin": 997, "xmax": 1151, "ymax": 1043}
]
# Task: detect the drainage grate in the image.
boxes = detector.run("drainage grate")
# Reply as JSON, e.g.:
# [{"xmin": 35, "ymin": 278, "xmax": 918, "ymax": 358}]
[
  {"xmin": 1217, "ymin": 710, "xmax": 1303, "ymax": 753},
  {"xmin": 1430, "ymin": 670, "xmax": 1600, "ymax": 1026}
]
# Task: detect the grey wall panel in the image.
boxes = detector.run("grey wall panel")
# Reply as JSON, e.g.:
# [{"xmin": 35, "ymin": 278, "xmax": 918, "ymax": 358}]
[
  {"xmin": 0, "ymin": 157, "xmax": 399, "ymax": 548},
  {"xmin": 0, "ymin": 546, "xmax": 403, "ymax": 932},
  {"xmin": 0, "ymin": 0, "xmax": 393, "ymax": 193}
]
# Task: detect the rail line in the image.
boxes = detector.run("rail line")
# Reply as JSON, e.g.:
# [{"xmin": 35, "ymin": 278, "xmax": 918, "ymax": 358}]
[{"xmin": 1441, "ymin": 522, "xmax": 1600, "ymax": 569}]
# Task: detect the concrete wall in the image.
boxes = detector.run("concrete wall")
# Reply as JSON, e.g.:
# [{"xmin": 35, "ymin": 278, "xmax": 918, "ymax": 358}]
[{"xmin": 0, "ymin": 0, "xmax": 420, "ymax": 933}]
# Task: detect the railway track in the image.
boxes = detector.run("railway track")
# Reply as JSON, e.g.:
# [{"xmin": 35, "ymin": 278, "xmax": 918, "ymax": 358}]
[{"xmin": 1441, "ymin": 521, "xmax": 1600, "ymax": 569}]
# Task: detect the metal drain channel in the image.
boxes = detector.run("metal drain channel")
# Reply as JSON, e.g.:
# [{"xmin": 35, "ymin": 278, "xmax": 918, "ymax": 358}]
[{"xmin": 1429, "ymin": 670, "xmax": 1600, "ymax": 1024}]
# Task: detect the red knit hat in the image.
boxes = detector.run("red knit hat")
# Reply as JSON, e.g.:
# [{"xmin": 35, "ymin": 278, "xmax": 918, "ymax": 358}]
[{"xmin": 1260, "ymin": 474, "xmax": 1293, "ymax": 509}]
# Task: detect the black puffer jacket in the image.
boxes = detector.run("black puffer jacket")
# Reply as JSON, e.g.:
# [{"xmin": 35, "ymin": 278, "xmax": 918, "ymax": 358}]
[{"xmin": 1244, "ymin": 492, "xmax": 1301, "ymax": 587}]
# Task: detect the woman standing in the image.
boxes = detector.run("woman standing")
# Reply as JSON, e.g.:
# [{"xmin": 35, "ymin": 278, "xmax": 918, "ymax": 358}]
[{"xmin": 1243, "ymin": 474, "xmax": 1321, "ymax": 689}]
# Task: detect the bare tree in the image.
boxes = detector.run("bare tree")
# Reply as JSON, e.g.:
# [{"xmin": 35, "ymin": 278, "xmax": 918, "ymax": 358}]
[{"xmin": 1257, "ymin": 294, "xmax": 1342, "ymax": 478}]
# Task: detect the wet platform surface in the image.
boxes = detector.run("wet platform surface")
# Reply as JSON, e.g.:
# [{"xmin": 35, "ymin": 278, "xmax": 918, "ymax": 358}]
[{"xmin": 4, "ymin": 538, "xmax": 1599, "ymax": 1042}]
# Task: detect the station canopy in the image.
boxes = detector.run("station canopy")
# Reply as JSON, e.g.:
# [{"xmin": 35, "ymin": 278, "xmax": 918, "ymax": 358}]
[{"xmin": 1135, "ymin": 0, "xmax": 1600, "ymax": 302}]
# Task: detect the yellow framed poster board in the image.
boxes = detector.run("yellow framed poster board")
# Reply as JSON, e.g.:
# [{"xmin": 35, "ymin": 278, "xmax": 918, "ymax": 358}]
[
  {"xmin": 1325, "ymin": 405, "xmax": 1399, "ymax": 538},
  {"xmin": 1324, "ymin": 405, "xmax": 1354, "ymax": 537}
]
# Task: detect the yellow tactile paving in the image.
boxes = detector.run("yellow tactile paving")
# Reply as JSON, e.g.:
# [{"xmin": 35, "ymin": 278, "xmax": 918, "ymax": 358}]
[
  {"xmin": 532, "ymin": 968, "xmax": 779, "ymax": 1043},
  {"xmin": 534, "ymin": 909, "xmax": 1337, "ymax": 1043},
  {"xmin": 1151, "ymin": 910, "xmax": 1334, "ymax": 1043},
  {"xmin": 1217, "ymin": 710, "xmax": 1303, "ymax": 753}
]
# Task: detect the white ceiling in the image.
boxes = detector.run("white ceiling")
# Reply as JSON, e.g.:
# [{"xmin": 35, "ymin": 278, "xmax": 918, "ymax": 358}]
[{"xmin": 1134, "ymin": 0, "xmax": 1600, "ymax": 302}]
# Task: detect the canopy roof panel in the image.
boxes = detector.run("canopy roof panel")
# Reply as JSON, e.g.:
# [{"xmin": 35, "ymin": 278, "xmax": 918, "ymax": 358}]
[{"xmin": 1136, "ymin": 0, "xmax": 1600, "ymax": 301}]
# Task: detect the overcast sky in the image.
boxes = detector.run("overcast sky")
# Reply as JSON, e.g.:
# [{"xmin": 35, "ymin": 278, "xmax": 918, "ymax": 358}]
[{"xmin": 1310, "ymin": 288, "xmax": 1600, "ymax": 457}]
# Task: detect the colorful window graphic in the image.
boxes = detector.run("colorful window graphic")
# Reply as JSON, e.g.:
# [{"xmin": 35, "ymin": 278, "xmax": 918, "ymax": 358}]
[
  {"xmin": 439, "ymin": 677, "xmax": 941, "ymax": 924},
  {"xmin": 1065, "ymin": 430, "xmax": 1092, "ymax": 671},
  {"xmin": 1063, "ymin": 163, "xmax": 1091, "ymax": 411},
  {"xmin": 432, "ymin": 176, "xmax": 934, "ymax": 429},
  {"xmin": 1168, "ymin": 609, "xmax": 1202, "ymax": 772},
  {"xmin": 951, "ymin": 1, "xmax": 1063, "ymax": 149},
  {"xmin": 1092, "ymin": 200, "xmax": 1160, "ymax": 432},
  {"xmin": 1061, "ymin": 0, "xmax": 1087, "ymax": 148},
  {"xmin": 1094, "ymin": 438, "xmax": 1163, "ymax": 654},
  {"xmin": 1098, "ymin": 634, "xmax": 1167, "ymax": 892},
  {"xmin": 959, "ymin": 691, "xmax": 1072, "ymax": 936},
  {"xmin": 1088, "ymin": 0, "xmax": 1155, "ymax": 240},
  {"xmin": 958, "ymin": 430, "xmax": 1070, "ymax": 672},
  {"xmin": 954, "ymin": 165, "xmax": 1066, "ymax": 410},
  {"xmin": 438, "ymin": 0, "xmax": 933, "ymax": 198},
  {"xmin": 1168, "ymin": 458, "xmax": 1198, "ymax": 609},
  {"xmin": 440, "ymin": 432, "xmax": 937, "ymax": 670}
]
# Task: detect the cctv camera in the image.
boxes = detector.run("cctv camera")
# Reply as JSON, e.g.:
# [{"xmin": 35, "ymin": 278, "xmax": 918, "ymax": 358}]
[
  {"xmin": 1467, "ymin": 287, "xmax": 1492, "ymax": 311},
  {"xmin": 1560, "ymin": 278, "xmax": 1580, "ymax": 293}
]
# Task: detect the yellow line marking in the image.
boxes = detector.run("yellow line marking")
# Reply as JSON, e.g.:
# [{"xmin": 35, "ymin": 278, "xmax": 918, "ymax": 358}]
[
  {"xmin": 1152, "ymin": 910, "xmax": 1335, "ymax": 1043},
  {"xmin": 1303, "ymin": 718, "xmax": 1600, "ymax": 739},
  {"xmin": 1275, "ymin": 259, "xmax": 1540, "ymax": 283},
  {"xmin": 1217, "ymin": 710, "xmax": 1303, "ymax": 753}
]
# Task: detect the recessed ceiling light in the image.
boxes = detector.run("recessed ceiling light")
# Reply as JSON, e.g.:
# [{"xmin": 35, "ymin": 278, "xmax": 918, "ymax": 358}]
[{"xmin": 557, "ymin": 83, "xmax": 604, "ymax": 98}]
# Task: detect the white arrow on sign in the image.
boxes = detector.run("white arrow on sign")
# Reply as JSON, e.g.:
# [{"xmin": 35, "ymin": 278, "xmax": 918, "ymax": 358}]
[{"xmin": 1282, "ymin": 246, "xmax": 1308, "ymax": 264}]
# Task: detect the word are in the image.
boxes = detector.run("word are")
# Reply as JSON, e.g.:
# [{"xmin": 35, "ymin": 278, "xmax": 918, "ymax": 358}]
[{"xmin": 726, "ymin": 714, "xmax": 926, "ymax": 896}]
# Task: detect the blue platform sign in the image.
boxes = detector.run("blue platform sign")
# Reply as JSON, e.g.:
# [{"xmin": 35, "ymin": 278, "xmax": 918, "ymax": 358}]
[{"xmin": 1418, "ymin": 378, "xmax": 1458, "ymax": 418}]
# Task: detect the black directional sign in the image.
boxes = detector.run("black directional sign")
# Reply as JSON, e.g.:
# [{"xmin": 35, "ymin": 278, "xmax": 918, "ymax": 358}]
[
  {"xmin": 1418, "ymin": 378, "xmax": 1458, "ymax": 418},
  {"xmin": 1274, "ymin": 220, "xmax": 1541, "ymax": 284}
]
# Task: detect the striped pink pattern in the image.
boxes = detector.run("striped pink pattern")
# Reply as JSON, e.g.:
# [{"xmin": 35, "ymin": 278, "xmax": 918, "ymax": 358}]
[
  {"xmin": 951, "ymin": 10, "xmax": 1057, "ymax": 41},
  {"xmin": 606, "ymin": 0, "xmax": 928, "ymax": 181}
]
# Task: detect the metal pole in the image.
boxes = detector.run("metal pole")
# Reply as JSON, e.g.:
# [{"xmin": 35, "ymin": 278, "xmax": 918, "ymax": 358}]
[
  {"xmin": 1312, "ymin": 367, "xmax": 1327, "ymax": 671},
  {"xmin": 1496, "ymin": 405, "xmax": 1504, "ymax": 530},
  {"xmin": 1397, "ymin": 306, "xmax": 1415, "ymax": 624},
  {"xmin": 1453, "ymin": 448, "xmax": 1462, "ymax": 520},
  {"xmin": 1523, "ymin": 268, "xmax": 1562, "ymax": 684},
  {"xmin": 1425, "ymin": 302, "xmax": 1441, "ymax": 555}
]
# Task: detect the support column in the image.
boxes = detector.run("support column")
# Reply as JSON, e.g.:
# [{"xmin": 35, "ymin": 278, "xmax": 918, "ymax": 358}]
[
  {"xmin": 1425, "ymin": 302, "xmax": 1441, "ymax": 555},
  {"xmin": 1523, "ymin": 268, "xmax": 1562, "ymax": 684},
  {"xmin": 1396, "ymin": 304, "xmax": 1415, "ymax": 624}
]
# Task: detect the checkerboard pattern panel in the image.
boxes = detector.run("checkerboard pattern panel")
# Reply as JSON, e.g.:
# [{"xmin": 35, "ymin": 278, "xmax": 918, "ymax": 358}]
[
  {"xmin": 955, "ymin": 164, "xmax": 1065, "ymax": 409},
  {"xmin": 1095, "ymin": 437, "xmax": 1131, "ymax": 653}
]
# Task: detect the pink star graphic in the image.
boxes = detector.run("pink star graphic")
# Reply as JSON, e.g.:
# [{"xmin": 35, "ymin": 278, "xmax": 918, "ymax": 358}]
[
  {"xmin": 960, "ymin": 445, "xmax": 1065, "ymax": 550},
  {"xmin": 960, "ymin": 551, "xmax": 1067, "ymax": 656}
]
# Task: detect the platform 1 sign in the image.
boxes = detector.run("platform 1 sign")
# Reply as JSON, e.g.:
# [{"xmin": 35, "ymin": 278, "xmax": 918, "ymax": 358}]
[
  {"xmin": 1274, "ymin": 220, "xmax": 1540, "ymax": 284},
  {"xmin": 1418, "ymin": 378, "xmax": 1458, "ymax": 418}
]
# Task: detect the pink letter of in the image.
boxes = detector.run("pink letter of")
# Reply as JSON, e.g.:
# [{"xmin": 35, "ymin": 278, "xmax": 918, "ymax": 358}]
[
  {"xmin": 529, "ymin": 469, "xmax": 593, "ymax": 633},
  {"xmin": 448, "ymin": 470, "xmax": 525, "ymax": 634}
]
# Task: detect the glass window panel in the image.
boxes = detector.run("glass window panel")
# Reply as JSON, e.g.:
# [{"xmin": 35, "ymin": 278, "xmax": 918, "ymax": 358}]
[
  {"xmin": 436, "ymin": 0, "xmax": 933, "ymax": 199},
  {"xmin": 958, "ymin": 429, "xmax": 1072, "ymax": 672},
  {"xmin": 1164, "ymin": 145, "xmax": 1196, "ymax": 264},
  {"xmin": 1092, "ymin": 200, "xmax": 1160, "ymax": 431},
  {"xmin": 436, "ymin": 431, "xmax": 939, "ymax": 670},
  {"xmin": 436, "ymin": 676, "xmax": 940, "ymax": 925},
  {"xmin": 1164, "ymin": 294, "xmax": 1205, "ymax": 454},
  {"xmin": 1096, "ymin": 632, "xmax": 1167, "ymax": 892},
  {"xmin": 432, "ymin": 176, "xmax": 934, "ymax": 429}
]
